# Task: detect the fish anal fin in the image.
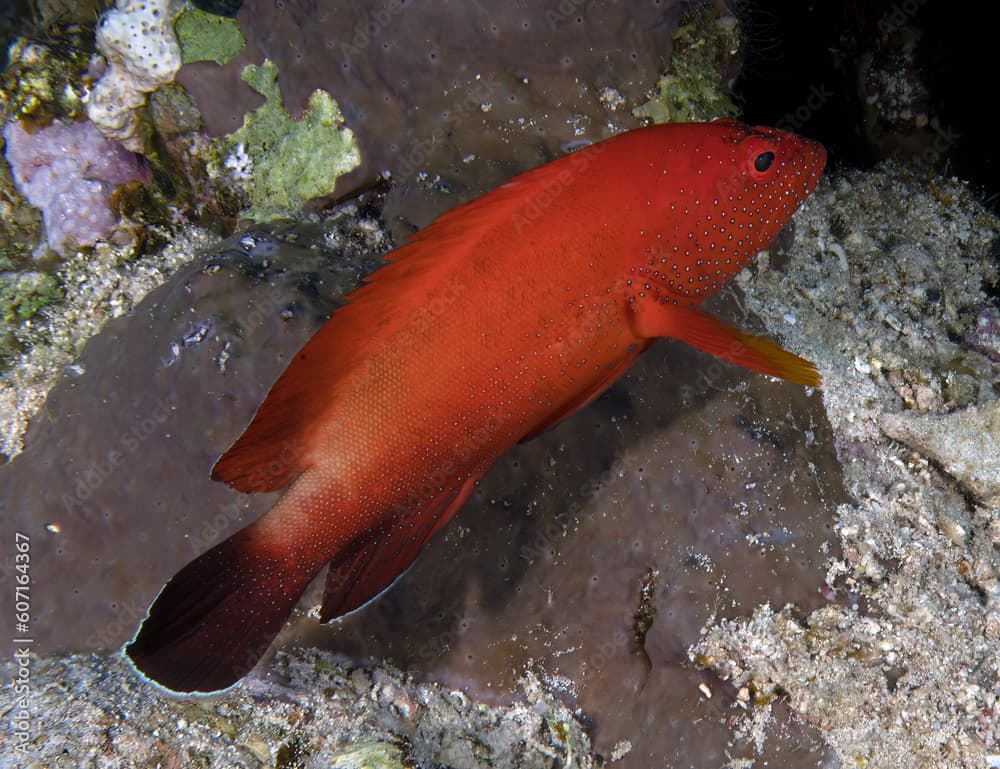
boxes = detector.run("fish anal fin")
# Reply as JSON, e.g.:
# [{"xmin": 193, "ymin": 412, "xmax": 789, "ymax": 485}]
[
  {"xmin": 518, "ymin": 343, "xmax": 651, "ymax": 443},
  {"xmin": 630, "ymin": 301, "xmax": 821, "ymax": 387},
  {"xmin": 319, "ymin": 472, "xmax": 482, "ymax": 622}
]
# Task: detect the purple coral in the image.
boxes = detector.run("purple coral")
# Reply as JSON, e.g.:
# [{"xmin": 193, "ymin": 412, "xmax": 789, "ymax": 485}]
[{"xmin": 2, "ymin": 118, "xmax": 149, "ymax": 255}]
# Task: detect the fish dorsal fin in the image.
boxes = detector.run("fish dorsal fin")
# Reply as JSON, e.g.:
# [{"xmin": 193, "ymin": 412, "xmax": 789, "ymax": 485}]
[{"xmin": 213, "ymin": 153, "xmax": 590, "ymax": 493}]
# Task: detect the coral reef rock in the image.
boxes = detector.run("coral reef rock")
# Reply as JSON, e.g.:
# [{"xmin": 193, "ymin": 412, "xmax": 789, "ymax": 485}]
[
  {"xmin": 2, "ymin": 118, "xmax": 148, "ymax": 255},
  {"xmin": 701, "ymin": 163, "xmax": 1000, "ymax": 768},
  {"xmin": 880, "ymin": 400, "xmax": 1000, "ymax": 507},
  {"xmin": 0, "ymin": 648, "xmax": 594, "ymax": 768},
  {"xmin": 85, "ymin": 0, "xmax": 182, "ymax": 151}
]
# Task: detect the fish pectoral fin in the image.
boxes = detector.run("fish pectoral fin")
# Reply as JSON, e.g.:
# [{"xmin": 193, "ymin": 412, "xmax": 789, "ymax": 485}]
[
  {"xmin": 628, "ymin": 301, "xmax": 821, "ymax": 387},
  {"xmin": 319, "ymin": 472, "xmax": 483, "ymax": 622}
]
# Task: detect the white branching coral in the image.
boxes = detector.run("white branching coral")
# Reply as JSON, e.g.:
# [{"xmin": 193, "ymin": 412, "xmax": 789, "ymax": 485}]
[
  {"xmin": 84, "ymin": 0, "xmax": 182, "ymax": 152},
  {"xmin": 223, "ymin": 141, "xmax": 253, "ymax": 182}
]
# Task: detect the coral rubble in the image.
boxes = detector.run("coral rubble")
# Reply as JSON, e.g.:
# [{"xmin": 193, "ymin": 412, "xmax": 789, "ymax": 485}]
[
  {"xmin": 0, "ymin": 648, "xmax": 593, "ymax": 769},
  {"xmin": 695, "ymin": 164, "xmax": 1000, "ymax": 768}
]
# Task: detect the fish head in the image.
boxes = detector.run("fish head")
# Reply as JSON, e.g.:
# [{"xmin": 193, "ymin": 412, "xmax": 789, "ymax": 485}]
[{"xmin": 634, "ymin": 119, "xmax": 827, "ymax": 305}]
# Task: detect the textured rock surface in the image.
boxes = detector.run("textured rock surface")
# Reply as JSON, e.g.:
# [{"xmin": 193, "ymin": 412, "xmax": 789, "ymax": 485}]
[
  {"xmin": 0, "ymin": 648, "xmax": 594, "ymax": 768},
  {"xmin": 880, "ymin": 400, "xmax": 1000, "ymax": 507},
  {"xmin": 695, "ymin": 164, "xmax": 1000, "ymax": 768},
  {"xmin": 175, "ymin": 0, "xmax": 730, "ymax": 233},
  {"xmin": 0, "ymin": 226, "xmax": 214, "ymax": 459}
]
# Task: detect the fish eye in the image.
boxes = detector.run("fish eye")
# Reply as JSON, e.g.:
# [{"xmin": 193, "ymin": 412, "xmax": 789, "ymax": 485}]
[
  {"xmin": 740, "ymin": 135, "xmax": 780, "ymax": 183},
  {"xmin": 754, "ymin": 152, "xmax": 775, "ymax": 172}
]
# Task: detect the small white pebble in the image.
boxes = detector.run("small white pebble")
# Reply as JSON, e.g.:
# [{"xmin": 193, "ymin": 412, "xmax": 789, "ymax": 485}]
[
  {"xmin": 609, "ymin": 740, "xmax": 633, "ymax": 761},
  {"xmin": 828, "ymin": 241, "xmax": 849, "ymax": 269},
  {"xmin": 698, "ymin": 682, "xmax": 712, "ymax": 699}
]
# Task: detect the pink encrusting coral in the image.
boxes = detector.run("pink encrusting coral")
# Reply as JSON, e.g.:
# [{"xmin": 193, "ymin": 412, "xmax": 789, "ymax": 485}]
[{"xmin": 2, "ymin": 119, "xmax": 149, "ymax": 255}]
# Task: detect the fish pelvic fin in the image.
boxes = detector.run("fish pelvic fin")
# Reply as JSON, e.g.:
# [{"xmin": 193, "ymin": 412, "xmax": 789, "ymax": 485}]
[{"xmin": 124, "ymin": 519, "xmax": 325, "ymax": 695}]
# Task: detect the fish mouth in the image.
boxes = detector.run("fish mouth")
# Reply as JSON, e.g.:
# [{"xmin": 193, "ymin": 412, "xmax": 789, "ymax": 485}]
[
  {"xmin": 792, "ymin": 136, "xmax": 827, "ymax": 194},
  {"xmin": 806, "ymin": 138, "xmax": 828, "ymax": 174}
]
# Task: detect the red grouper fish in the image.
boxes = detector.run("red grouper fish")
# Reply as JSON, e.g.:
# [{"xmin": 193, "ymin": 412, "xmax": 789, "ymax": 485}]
[{"xmin": 125, "ymin": 118, "xmax": 826, "ymax": 694}]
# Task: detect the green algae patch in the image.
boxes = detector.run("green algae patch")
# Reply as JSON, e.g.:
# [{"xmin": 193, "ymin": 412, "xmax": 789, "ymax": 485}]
[
  {"xmin": 217, "ymin": 59, "xmax": 360, "ymax": 222},
  {"xmin": 0, "ymin": 270, "xmax": 62, "ymax": 363},
  {"xmin": 174, "ymin": 5, "xmax": 245, "ymax": 66},
  {"xmin": 2, "ymin": 272, "xmax": 60, "ymax": 324},
  {"xmin": 633, "ymin": 10, "xmax": 740, "ymax": 124}
]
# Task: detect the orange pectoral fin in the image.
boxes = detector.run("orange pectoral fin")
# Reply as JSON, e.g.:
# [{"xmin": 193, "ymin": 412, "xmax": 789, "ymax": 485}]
[{"xmin": 629, "ymin": 301, "xmax": 821, "ymax": 387}]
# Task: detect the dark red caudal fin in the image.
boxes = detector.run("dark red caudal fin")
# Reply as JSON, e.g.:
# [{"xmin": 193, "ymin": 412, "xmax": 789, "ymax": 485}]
[{"xmin": 124, "ymin": 524, "xmax": 322, "ymax": 695}]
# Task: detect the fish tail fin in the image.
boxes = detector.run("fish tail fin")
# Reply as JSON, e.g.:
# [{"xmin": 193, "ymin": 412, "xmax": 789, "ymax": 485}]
[
  {"xmin": 126, "ymin": 470, "xmax": 485, "ymax": 693},
  {"xmin": 124, "ymin": 513, "xmax": 324, "ymax": 695}
]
